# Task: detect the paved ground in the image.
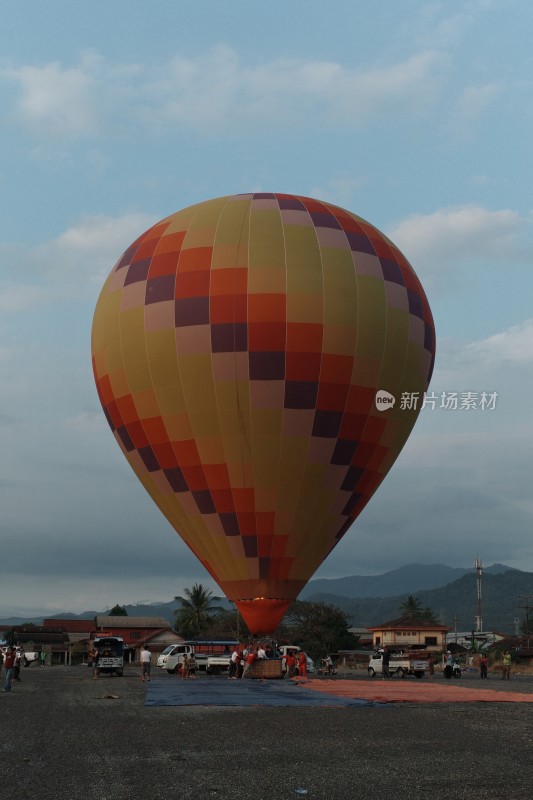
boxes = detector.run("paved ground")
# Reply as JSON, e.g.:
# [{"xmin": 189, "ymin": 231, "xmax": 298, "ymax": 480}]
[{"xmin": 3, "ymin": 665, "xmax": 533, "ymax": 800}]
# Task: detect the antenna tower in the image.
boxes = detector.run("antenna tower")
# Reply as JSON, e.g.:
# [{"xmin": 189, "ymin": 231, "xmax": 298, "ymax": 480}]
[{"xmin": 474, "ymin": 557, "xmax": 483, "ymax": 633}]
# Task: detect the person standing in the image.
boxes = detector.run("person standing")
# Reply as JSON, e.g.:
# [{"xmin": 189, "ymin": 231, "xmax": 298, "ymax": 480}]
[
  {"xmin": 228, "ymin": 648, "xmax": 239, "ymax": 679},
  {"xmin": 428, "ymin": 655, "xmax": 435, "ymax": 681},
  {"xmin": 140, "ymin": 645, "xmax": 151, "ymax": 682},
  {"xmin": 188, "ymin": 653, "xmax": 197, "ymax": 678},
  {"xmin": 444, "ymin": 651, "xmax": 453, "ymax": 679},
  {"xmin": 181, "ymin": 653, "xmax": 190, "ymax": 679},
  {"xmin": 89, "ymin": 644, "xmax": 99, "ymax": 679},
  {"xmin": 242, "ymin": 647, "xmax": 256, "ymax": 678},
  {"xmin": 285, "ymin": 650, "xmax": 297, "ymax": 679},
  {"xmin": 298, "ymin": 651, "xmax": 308, "ymax": 680},
  {"xmin": 236, "ymin": 650, "xmax": 244, "ymax": 679},
  {"xmin": 14, "ymin": 648, "xmax": 22, "ymax": 682},
  {"xmin": 479, "ymin": 654, "xmax": 489, "ymax": 679},
  {"xmin": 501, "ymin": 651, "xmax": 512, "ymax": 680},
  {"xmin": 381, "ymin": 647, "xmax": 391, "ymax": 680},
  {"xmin": 3, "ymin": 646, "xmax": 17, "ymax": 692},
  {"xmin": 40, "ymin": 650, "xmax": 46, "ymax": 667}
]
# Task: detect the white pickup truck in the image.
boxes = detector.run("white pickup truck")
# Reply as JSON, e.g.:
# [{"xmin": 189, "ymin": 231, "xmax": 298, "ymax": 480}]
[
  {"xmin": 368, "ymin": 650, "xmax": 428, "ymax": 679},
  {"xmin": 0, "ymin": 647, "xmax": 39, "ymax": 666},
  {"xmin": 157, "ymin": 643, "xmax": 194, "ymax": 673},
  {"xmin": 21, "ymin": 650, "xmax": 40, "ymax": 666},
  {"xmin": 157, "ymin": 644, "xmax": 231, "ymax": 675}
]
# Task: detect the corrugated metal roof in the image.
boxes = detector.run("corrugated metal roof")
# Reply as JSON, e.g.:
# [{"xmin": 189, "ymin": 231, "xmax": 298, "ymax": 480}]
[
  {"xmin": 368, "ymin": 614, "xmax": 451, "ymax": 631},
  {"xmin": 43, "ymin": 618, "xmax": 94, "ymax": 632},
  {"xmin": 95, "ymin": 616, "xmax": 172, "ymax": 629}
]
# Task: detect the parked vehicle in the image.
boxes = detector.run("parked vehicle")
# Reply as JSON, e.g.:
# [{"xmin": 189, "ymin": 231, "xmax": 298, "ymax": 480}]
[
  {"xmin": 0, "ymin": 647, "xmax": 39, "ymax": 666},
  {"xmin": 276, "ymin": 645, "xmax": 315, "ymax": 675},
  {"xmin": 368, "ymin": 650, "xmax": 428, "ymax": 679},
  {"xmin": 21, "ymin": 650, "xmax": 40, "ymax": 666},
  {"xmin": 93, "ymin": 636, "xmax": 124, "ymax": 676},
  {"xmin": 157, "ymin": 643, "xmax": 193, "ymax": 671},
  {"xmin": 444, "ymin": 663, "xmax": 462, "ymax": 679},
  {"xmin": 159, "ymin": 640, "xmax": 238, "ymax": 675},
  {"xmin": 317, "ymin": 655, "xmax": 337, "ymax": 676}
]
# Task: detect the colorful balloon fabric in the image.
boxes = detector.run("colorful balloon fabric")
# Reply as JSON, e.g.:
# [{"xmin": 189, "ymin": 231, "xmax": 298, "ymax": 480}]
[{"xmin": 92, "ymin": 193, "xmax": 435, "ymax": 634}]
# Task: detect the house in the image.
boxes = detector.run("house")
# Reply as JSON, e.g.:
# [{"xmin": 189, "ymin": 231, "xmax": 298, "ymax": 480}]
[
  {"xmin": 367, "ymin": 614, "xmax": 451, "ymax": 652},
  {"xmin": 93, "ymin": 616, "xmax": 182, "ymax": 657},
  {"xmin": 42, "ymin": 616, "xmax": 182, "ymax": 662},
  {"xmin": 43, "ymin": 618, "xmax": 94, "ymax": 645},
  {"xmin": 0, "ymin": 624, "xmax": 70, "ymax": 664}
]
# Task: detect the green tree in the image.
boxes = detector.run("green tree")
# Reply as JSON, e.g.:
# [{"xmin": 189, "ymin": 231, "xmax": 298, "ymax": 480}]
[
  {"xmin": 201, "ymin": 607, "xmax": 248, "ymax": 640},
  {"xmin": 420, "ymin": 607, "xmax": 439, "ymax": 623},
  {"xmin": 3, "ymin": 629, "xmax": 15, "ymax": 646},
  {"xmin": 279, "ymin": 600, "xmax": 358, "ymax": 660},
  {"xmin": 108, "ymin": 604, "xmax": 128, "ymax": 616},
  {"xmin": 174, "ymin": 583, "xmax": 224, "ymax": 638},
  {"xmin": 399, "ymin": 596, "xmax": 438, "ymax": 622},
  {"xmin": 400, "ymin": 595, "xmax": 424, "ymax": 616}
]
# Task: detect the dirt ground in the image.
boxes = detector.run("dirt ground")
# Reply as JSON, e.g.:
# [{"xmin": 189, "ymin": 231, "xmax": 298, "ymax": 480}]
[{"xmin": 3, "ymin": 665, "xmax": 533, "ymax": 800}]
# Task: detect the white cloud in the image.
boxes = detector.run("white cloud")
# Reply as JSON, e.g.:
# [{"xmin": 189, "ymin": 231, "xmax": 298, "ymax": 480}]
[
  {"xmin": 448, "ymin": 82, "xmax": 503, "ymax": 138},
  {"xmin": 0, "ymin": 213, "xmax": 157, "ymax": 316},
  {"xmin": 3, "ymin": 61, "xmax": 97, "ymax": 136},
  {"xmin": 0, "ymin": 283, "xmax": 51, "ymax": 313},
  {"xmin": 2, "ymin": 46, "xmax": 444, "ymax": 139},
  {"xmin": 388, "ymin": 204, "xmax": 528, "ymax": 278},
  {"xmin": 464, "ymin": 319, "xmax": 533, "ymax": 365},
  {"xmin": 28, "ymin": 212, "xmax": 156, "ymax": 291},
  {"xmin": 64, "ymin": 409, "xmax": 108, "ymax": 434}
]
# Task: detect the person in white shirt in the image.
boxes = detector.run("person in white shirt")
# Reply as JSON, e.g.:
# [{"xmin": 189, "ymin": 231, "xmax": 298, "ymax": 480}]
[{"xmin": 140, "ymin": 645, "xmax": 151, "ymax": 682}]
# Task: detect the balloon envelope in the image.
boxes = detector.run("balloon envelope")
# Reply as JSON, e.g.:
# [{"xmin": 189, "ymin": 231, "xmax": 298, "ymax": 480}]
[{"xmin": 91, "ymin": 193, "xmax": 435, "ymax": 633}]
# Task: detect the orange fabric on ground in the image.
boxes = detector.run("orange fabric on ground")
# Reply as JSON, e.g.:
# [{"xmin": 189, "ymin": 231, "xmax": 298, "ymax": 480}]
[{"xmin": 301, "ymin": 679, "xmax": 533, "ymax": 704}]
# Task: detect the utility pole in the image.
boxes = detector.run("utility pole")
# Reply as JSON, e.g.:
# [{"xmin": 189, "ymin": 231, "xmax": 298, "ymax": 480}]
[
  {"xmin": 518, "ymin": 596, "xmax": 533, "ymax": 648},
  {"xmin": 474, "ymin": 557, "xmax": 483, "ymax": 633},
  {"xmin": 453, "ymin": 614, "xmax": 460, "ymax": 644}
]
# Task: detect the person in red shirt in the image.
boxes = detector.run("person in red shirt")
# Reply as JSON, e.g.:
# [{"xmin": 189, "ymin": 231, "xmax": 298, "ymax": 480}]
[
  {"xmin": 285, "ymin": 651, "xmax": 297, "ymax": 679},
  {"xmin": 3, "ymin": 647, "xmax": 17, "ymax": 693},
  {"xmin": 298, "ymin": 651, "xmax": 308, "ymax": 679},
  {"xmin": 242, "ymin": 647, "xmax": 256, "ymax": 678}
]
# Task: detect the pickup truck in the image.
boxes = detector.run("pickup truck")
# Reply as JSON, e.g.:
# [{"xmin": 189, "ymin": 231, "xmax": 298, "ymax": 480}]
[
  {"xmin": 368, "ymin": 650, "xmax": 428, "ymax": 679},
  {"xmin": 157, "ymin": 644, "xmax": 231, "ymax": 675},
  {"xmin": 21, "ymin": 650, "xmax": 40, "ymax": 666},
  {"xmin": 0, "ymin": 647, "xmax": 39, "ymax": 666},
  {"xmin": 157, "ymin": 643, "xmax": 195, "ymax": 673}
]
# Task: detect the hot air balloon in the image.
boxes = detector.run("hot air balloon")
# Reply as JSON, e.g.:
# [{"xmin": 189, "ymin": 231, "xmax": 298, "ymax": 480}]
[{"xmin": 91, "ymin": 193, "xmax": 435, "ymax": 634}]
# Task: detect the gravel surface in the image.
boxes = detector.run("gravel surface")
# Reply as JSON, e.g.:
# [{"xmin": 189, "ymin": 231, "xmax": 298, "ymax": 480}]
[{"xmin": 3, "ymin": 666, "xmax": 533, "ymax": 800}]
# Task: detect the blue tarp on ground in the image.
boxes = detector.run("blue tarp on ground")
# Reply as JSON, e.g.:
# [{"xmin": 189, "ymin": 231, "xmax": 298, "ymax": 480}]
[{"xmin": 144, "ymin": 676, "xmax": 376, "ymax": 707}]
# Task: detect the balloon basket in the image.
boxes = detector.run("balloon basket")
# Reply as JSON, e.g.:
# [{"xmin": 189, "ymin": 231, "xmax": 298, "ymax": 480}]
[{"xmin": 247, "ymin": 659, "xmax": 284, "ymax": 680}]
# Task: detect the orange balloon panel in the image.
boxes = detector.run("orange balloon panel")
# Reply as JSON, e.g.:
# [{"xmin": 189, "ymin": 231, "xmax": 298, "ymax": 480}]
[{"xmin": 91, "ymin": 193, "xmax": 435, "ymax": 634}]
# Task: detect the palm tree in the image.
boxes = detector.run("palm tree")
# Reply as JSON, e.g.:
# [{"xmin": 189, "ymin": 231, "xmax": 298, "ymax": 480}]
[
  {"xmin": 399, "ymin": 595, "xmax": 437, "ymax": 622},
  {"xmin": 173, "ymin": 583, "xmax": 224, "ymax": 638},
  {"xmin": 400, "ymin": 595, "xmax": 424, "ymax": 616}
]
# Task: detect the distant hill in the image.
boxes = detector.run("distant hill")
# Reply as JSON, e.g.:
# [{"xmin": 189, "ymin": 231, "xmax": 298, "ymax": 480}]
[
  {"xmin": 301, "ymin": 562, "xmax": 513, "ymax": 599},
  {"xmin": 307, "ymin": 569, "xmax": 533, "ymax": 633},
  {"xmin": 0, "ymin": 563, "xmax": 524, "ymax": 632}
]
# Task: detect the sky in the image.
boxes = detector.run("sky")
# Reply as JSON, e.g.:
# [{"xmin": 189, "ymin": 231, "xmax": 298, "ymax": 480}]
[{"xmin": 1, "ymin": 0, "xmax": 532, "ymax": 618}]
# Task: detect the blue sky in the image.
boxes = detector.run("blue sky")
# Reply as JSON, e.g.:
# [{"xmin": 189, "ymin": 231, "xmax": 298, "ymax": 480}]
[{"xmin": 1, "ymin": 0, "xmax": 532, "ymax": 618}]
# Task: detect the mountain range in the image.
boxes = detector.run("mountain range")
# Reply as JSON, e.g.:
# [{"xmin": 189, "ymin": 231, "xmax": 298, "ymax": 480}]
[{"xmin": 1, "ymin": 563, "xmax": 530, "ymax": 633}]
